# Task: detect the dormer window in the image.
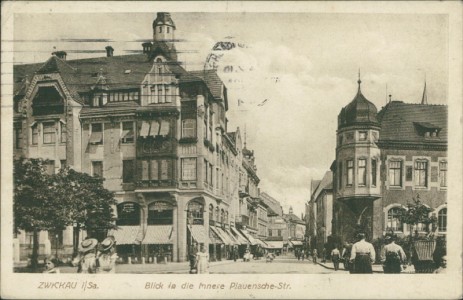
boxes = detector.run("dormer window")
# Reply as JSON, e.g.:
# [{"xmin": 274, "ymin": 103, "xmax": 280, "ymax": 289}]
[{"xmin": 414, "ymin": 122, "xmax": 441, "ymax": 138}]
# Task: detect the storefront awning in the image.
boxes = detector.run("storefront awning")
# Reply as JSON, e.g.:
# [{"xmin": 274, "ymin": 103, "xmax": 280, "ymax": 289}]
[
  {"xmin": 188, "ymin": 225, "xmax": 209, "ymax": 244},
  {"xmin": 290, "ymin": 240, "xmax": 303, "ymax": 246},
  {"xmin": 230, "ymin": 227, "xmax": 249, "ymax": 245},
  {"xmin": 108, "ymin": 226, "xmax": 142, "ymax": 245},
  {"xmin": 210, "ymin": 226, "xmax": 231, "ymax": 245},
  {"xmin": 265, "ymin": 241, "xmax": 284, "ymax": 249},
  {"xmin": 209, "ymin": 227, "xmax": 223, "ymax": 244},
  {"xmin": 254, "ymin": 238, "xmax": 267, "ymax": 247},
  {"xmin": 224, "ymin": 229, "xmax": 240, "ymax": 245},
  {"xmin": 142, "ymin": 225, "xmax": 173, "ymax": 244},
  {"xmin": 239, "ymin": 229, "xmax": 258, "ymax": 245},
  {"xmin": 215, "ymin": 227, "xmax": 236, "ymax": 245}
]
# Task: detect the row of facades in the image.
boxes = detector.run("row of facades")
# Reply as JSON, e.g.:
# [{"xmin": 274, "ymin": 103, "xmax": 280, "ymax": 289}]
[
  {"xmin": 306, "ymin": 79, "xmax": 448, "ymax": 253},
  {"xmin": 12, "ymin": 12, "xmax": 305, "ymax": 263}
]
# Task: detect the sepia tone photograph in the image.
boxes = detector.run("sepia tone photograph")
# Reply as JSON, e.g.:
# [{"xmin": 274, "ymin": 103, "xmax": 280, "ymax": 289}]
[{"xmin": 1, "ymin": 1, "xmax": 462, "ymax": 299}]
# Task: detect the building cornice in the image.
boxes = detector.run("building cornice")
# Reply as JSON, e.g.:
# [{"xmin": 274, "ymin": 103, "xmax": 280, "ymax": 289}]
[{"xmin": 377, "ymin": 140, "xmax": 447, "ymax": 151}]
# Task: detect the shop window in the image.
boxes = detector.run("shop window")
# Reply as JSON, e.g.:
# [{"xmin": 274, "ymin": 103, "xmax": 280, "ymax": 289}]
[
  {"xmin": 181, "ymin": 158, "xmax": 197, "ymax": 181},
  {"xmin": 439, "ymin": 161, "xmax": 447, "ymax": 187},
  {"xmin": 414, "ymin": 160, "xmax": 428, "ymax": 187},
  {"xmin": 148, "ymin": 201, "xmax": 173, "ymax": 225},
  {"xmin": 389, "ymin": 160, "xmax": 402, "ymax": 187},
  {"xmin": 43, "ymin": 122, "xmax": 56, "ymax": 144},
  {"xmin": 117, "ymin": 202, "xmax": 141, "ymax": 226},
  {"xmin": 438, "ymin": 208, "xmax": 447, "ymax": 232}
]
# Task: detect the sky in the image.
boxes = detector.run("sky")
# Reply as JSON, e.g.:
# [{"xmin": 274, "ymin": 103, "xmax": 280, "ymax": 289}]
[{"xmin": 14, "ymin": 11, "xmax": 448, "ymax": 216}]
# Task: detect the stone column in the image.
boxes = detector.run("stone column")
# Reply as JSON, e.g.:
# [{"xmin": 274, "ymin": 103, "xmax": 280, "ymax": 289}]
[{"xmin": 177, "ymin": 199, "xmax": 187, "ymax": 262}]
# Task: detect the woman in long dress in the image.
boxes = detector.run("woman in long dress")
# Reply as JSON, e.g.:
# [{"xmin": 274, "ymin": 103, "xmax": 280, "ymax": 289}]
[{"xmin": 195, "ymin": 245, "xmax": 209, "ymax": 274}]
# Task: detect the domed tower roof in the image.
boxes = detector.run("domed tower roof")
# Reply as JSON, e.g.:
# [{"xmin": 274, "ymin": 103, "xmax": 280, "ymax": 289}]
[
  {"xmin": 338, "ymin": 76, "xmax": 379, "ymax": 129},
  {"xmin": 153, "ymin": 12, "xmax": 176, "ymax": 29}
]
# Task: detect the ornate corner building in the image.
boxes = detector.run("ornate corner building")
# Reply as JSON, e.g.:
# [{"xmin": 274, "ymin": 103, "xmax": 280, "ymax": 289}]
[
  {"xmin": 330, "ymin": 78, "xmax": 447, "ymax": 243},
  {"xmin": 13, "ymin": 12, "xmax": 265, "ymax": 262}
]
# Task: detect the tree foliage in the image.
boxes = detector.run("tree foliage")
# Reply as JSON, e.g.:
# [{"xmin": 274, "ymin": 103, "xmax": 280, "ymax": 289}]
[{"xmin": 398, "ymin": 194, "xmax": 437, "ymax": 233}]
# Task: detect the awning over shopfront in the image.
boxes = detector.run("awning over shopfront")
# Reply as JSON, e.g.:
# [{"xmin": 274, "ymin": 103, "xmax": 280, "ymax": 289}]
[
  {"xmin": 215, "ymin": 227, "xmax": 237, "ymax": 245},
  {"xmin": 239, "ymin": 229, "xmax": 258, "ymax": 245},
  {"xmin": 254, "ymin": 238, "xmax": 267, "ymax": 247},
  {"xmin": 209, "ymin": 227, "xmax": 223, "ymax": 244},
  {"xmin": 265, "ymin": 241, "xmax": 284, "ymax": 249},
  {"xmin": 210, "ymin": 226, "xmax": 232, "ymax": 245},
  {"xmin": 230, "ymin": 227, "xmax": 249, "ymax": 245},
  {"xmin": 188, "ymin": 225, "xmax": 209, "ymax": 244},
  {"xmin": 142, "ymin": 225, "xmax": 173, "ymax": 244},
  {"xmin": 224, "ymin": 229, "xmax": 240, "ymax": 245},
  {"xmin": 290, "ymin": 240, "xmax": 303, "ymax": 246},
  {"xmin": 108, "ymin": 226, "xmax": 142, "ymax": 245}
]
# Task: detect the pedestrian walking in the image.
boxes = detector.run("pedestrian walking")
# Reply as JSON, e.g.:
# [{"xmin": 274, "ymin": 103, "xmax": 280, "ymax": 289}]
[
  {"xmin": 72, "ymin": 238, "xmax": 98, "ymax": 273},
  {"xmin": 341, "ymin": 242, "xmax": 352, "ymax": 272},
  {"xmin": 232, "ymin": 245, "xmax": 238, "ymax": 262},
  {"xmin": 350, "ymin": 233, "xmax": 376, "ymax": 274},
  {"xmin": 331, "ymin": 246, "xmax": 341, "ymax": 271},
  {"xmin": 296, "ymin": 248, "xmax": 300, "ymax": 261},
  {"xmin": 97, "ymin": 236, "xmax": 118, "ymax": 274},
  {"xmin": 381, "ymin": 235, "xmax": 406, "ymax": 274},
  {"xmin": 195, "ymin": 244, "xmax": 209, "ymax": 274},
  {"xmin": 322, "ymin": 247, "xmax": 327, "ymax": 263},
  {"xmin": 189, "ymin": 242, "xmax": 198, "ymax": 273},
  {"xmin": 312, "ymin": 248, "xmax": 318, "ymax": 264},
  {"xmin": 301, "ymin": 249, "xmax": 305, "ymax": 261}
]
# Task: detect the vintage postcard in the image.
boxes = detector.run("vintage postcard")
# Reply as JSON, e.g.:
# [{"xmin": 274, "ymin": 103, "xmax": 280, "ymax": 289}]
[{"xmin": 1, "ymin": 1, "xmax": 462, "ymax": 299}]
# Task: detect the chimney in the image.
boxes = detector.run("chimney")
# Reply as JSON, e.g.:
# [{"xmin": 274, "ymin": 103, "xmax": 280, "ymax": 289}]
[
  {"xmin": 142, "ymin": 42, "xmax": 152, "ymax": 54},
  {"xmin": 52, "ymin": 51, "xmax": 67, "ymax": 60},
  {"xmin": 105, "ymin": 46, "xmax": 114, "ymax": 57}
]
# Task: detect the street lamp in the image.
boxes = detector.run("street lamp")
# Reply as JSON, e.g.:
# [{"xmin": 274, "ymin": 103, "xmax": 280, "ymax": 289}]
[{"xmin": 55, "ymin": 233, "xmax": 59, "ymax": 260}]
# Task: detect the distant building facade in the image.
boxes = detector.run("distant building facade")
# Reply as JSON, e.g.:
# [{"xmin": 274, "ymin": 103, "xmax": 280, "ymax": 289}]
[{"xmin": 309, "ymin": 171, "xmax": 333, "ymax": 253}]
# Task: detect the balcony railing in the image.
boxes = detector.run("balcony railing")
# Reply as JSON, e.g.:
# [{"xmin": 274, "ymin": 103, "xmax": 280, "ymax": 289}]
[{"xmin": 136, "ymin": 179, "xmax": 177, "ymax": 188}]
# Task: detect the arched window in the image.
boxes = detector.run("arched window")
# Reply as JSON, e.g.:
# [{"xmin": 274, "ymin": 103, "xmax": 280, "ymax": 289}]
[
  {"xmin": 117, "ymin": 202, "xmax": 141, "ymax": 226},
  {"xmin": 387, "ymin": 207, "xmax": 404, "ymax": 232},
  {"xmin": 225, "ymin": 211, "xmax": 229, "ymax": 224},
  {"xmin": 220, "ymin": 209, "xmax": 225, "ymax": 224},
  {"xmin": 209, "ymin": 204, "xmax": 214, "ymax": 221},
  {"xmin": 215, "ymin": 206, "xmax": 220, "ymax": 223},
  {"xmin": 32, "ymin": 86, "xmax": 64, "ymax": 116},
  {"xmin": 187, "ymin": 200, "xmax": 204, "ymax": 225},
  {"xmin": 438, "ymin": 208, "xmax": 447, "ymax": 232},
  {"xmin": 148, "ymin": 201, "xmax": 173, "ymax": 225}
]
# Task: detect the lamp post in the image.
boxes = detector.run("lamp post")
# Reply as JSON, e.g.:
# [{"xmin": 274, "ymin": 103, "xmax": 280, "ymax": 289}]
[{"xmin": 55, "ymin": 233, "xmax": 59, "ymax": 260}]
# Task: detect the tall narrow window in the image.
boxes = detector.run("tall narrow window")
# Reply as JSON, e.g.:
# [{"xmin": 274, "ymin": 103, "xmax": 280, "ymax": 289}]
[
  {"xmin": 439, "ymin": 161, "xmax": 447, "ymax": 187},
  {"xmin": 338, "ymin": 162, "xmax": 343, "ymax": 188},
  {"xmin": 89, "ymin": 123, "xmax": 103, "ymax": 145},
  {"xmin": 121, "ymin": 121, "xmax": 134, "ymax": 144},
  {"xmin": 346, "ymin": 160, "xmax": 354, "ymax": 186},
  {"xmin": 389, "ymin": 160, "xmax": 402, "ymax": 187},
  {"xmin": 387, "ymin": 207, "xmax": 404, "ymax": 231},
  {"xmin": 371, "ymin": 159, "xmax": 377, "ymax": 186},
  {"xmin": 92, "ymin": 161, "xmax": 103, "ymax": 177},
  {"xmin": 165, "ymin": 86, "xmax": 171, "ymax": 103},
  {"xmin": 438, "ymin": 208, "xmax": 447, "ymax": 232},
  {"xmin": 182, "ymin": 119, "xmax": 196, "ymax": 138},
  {"xmin": 150, "ymin": 160, "xmax": 159, "ymax": 180},
  {"xmin": 160, "ymin": 160, "xmax": 169, "ymax": 180},
  {"xmin": 60, "ymin": 122, "xmax": 67, "ymax": 143},
  {"xmin": 141, "ymin": 160, "xmax": 149, "ymax": 180},
  {"xmin": 209, "ymin": 204, "xmax": 214, "ymax": 221},
  {"xmin": 203, "ymin": 159, "xmax": 208, "ymax": 184},
  {"xmin": 14, "ymin": 127, "xmax": 23, "ymax": 149},
  {"xmin": 358, "ymin": 159, "xmax": 366, "ymax": 186},
  {"xmin": 181, "ymin": 158, "xmax": 197, "ymax": 181},
  {"xmin": 414, "ymin": 160, "xmax": 428, "ymax": 187},
  {"xmin": 43, "ymin": 122, "xmax": 56, "ymax": 144},
  {"xmin": 204, "ymin": 108, "xmax": 208, "ymax": 140},
  {"xmin": 208, "ymin": 111, "xmax": 213, "ymax": 142},
  {"xmin": 31, "ymin": 123, "xmax": 38, "ymax": 145},
  {"xmin": 123, "ymin": 160, "xmax": 134, "ymax": 183},
  {"xmin": 209, "ymin": 163, "xmax": 213, "ymax": 186}
]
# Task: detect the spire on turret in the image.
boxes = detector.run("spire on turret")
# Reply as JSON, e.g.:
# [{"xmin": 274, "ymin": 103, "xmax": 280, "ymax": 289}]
[
  {"xmin": 421, "ymin": 80, "xmax": 428, "ymax": 104},
  {"xmin": 357, "ymin": 68, "xmax": 362, "ymax": 93}
]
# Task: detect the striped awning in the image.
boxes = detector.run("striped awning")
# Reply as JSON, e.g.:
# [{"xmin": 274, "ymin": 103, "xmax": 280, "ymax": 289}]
[
  {"xmin": 209, "ymin": 227, "xmax": 223, "ymax": 244},
  {"xmin": 108, "ymin": 226, "xmax": 142, "ymax": 245},
  {"xmin": 230, "ymin": 227, "xmax": 249, "ymax": 245},
  {"xmin": 290, "ymin": 240, "xmax": 303, "ymax": 246},
  {"xmin": 414, "ymin": 240, "xmax": 436, "ymax": 261},
  {"xmin": 224, "ymin": 229, "xmax": 240, "ymax": 245},
  {"xmin": 239, "ymin": 229, "xmax": 258, "ymax": 245},
  {"xmin": 215, "ymin": 227, "xmax": 236, "ymax": 245},
  {"xmin": 210, "ymin": 226, "xmax": 231, "ymax": 245},
  {"xmin": 142, "ymin": 225, "xmax": 173, "ymax": 244},
  {"xmin": 188, "ymin": 225, "xmax": 209, "ymax": 244}
]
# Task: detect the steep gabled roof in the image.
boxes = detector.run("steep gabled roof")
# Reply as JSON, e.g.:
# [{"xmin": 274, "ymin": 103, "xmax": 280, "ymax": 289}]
[
  {"xmin": 313, "ymin": 171, "xmax": 333, "ymax": 202},
  {"xmin": 377, "ymin": 101, "xmax": 447, "ymax": 145}
]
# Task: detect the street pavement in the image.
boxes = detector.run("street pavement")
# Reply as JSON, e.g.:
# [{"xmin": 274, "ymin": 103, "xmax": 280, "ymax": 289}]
[{"xmin": 20, "ymin": 254, "xmax": 351, "ymax": 274}]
